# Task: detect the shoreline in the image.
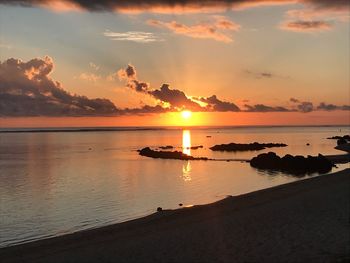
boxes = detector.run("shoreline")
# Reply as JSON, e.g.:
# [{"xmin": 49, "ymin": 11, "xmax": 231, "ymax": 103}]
[{"xmin": 1, "ymin": 168, "xmax": 349, "ymax": 262}]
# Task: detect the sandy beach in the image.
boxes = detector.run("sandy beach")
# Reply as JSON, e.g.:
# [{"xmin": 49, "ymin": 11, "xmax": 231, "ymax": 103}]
[{"xmin": 1, "ymin": 168, "xmax": 349, "ymax": 263}]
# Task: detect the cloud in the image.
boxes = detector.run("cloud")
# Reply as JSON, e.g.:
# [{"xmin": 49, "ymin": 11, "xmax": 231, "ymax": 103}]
[
  {"xmin": 124, "ymin": 104, "xmax": 171, "ymax": 114},
  {"xmin": 148, "ymin": 17, "xmax": 240, "ymax": 43},
  {"xmin": 1, "ymin": 1, "xmax": 349, "ymax": 14},
  {"xmin": 1, "ymin": 57, "xmax": 348, "ymax": 116},
  {"xmin": 280, "ymin": 20, "xmax": 333, "ymax": 32},
  {"xmin": 197, "ymin": 95, "xmax": 240, "ymax": 112},
  {"xmin": 116, "ymin": 64, "xmax": 151, "ymax": 93},
  {"xmin": 103, "ymin": 30, "xmax": 163, "ymax": 43},
  {"xmin": 149, "ymin": 84, "xmax": 204, "ymax": 111},
  {"xmin": 0, "ymin": 56, "xmax": 121, "ymax": 116},
  {"xmin": 116, "ymin": 65, "xmax": 237, "ymax": 111},
  {"xmin": 317, "ymin": 102, "xmax": 350, "ymax": 111},
  {"xmin": 244, "ymin": 70, "xmax": 287, "ymax": 79},
  {"xmin": 78, "ymin": 73, "xmax": 101, "ymax": 82},
  {"xmin": 297, "ymin": 101, "xmax": 313, "ymax": 113},
  {"xmin": 89, "ymin": 62, "xmax": 100, "ymax": 71},
  {"xmin": 244, "ymin": 104, "xmax": 291, "ymax": 112}
]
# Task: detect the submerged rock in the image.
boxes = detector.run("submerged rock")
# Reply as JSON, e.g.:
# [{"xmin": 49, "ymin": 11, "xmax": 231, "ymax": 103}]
[
  {"xmin": 210, "ymin": 142, "xmax": 287, "ymax": 152},
  {"xmin": 250, "ymin": 152, "xmax": 334, "ymax": 175},
  {"xmin": 139, "ymin": 147, "xmax": 209, "ymax": 160}
]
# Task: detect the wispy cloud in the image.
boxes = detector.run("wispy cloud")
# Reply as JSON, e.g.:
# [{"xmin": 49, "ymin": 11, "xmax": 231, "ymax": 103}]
[
  {"xmin": 89, "ymin": 62, "xmax": 100, "ymax": 71},
  {"xmin": 280, "ymin": 20, "xmax": 333, "ymax": 32},
  {"xmin": 147, "ymin": 16, "xmax": 240, "ymax": 43},
  {"xmin": 78, "ymin": 73, "xmax": 101, "ymax": 82},
  {"xmin": 244, "ymin": 70, "xmax": 289, "ymax": 79},
  {"xmin": 103, "ymin": 30, "xmax": 163, "ymax": 43}
]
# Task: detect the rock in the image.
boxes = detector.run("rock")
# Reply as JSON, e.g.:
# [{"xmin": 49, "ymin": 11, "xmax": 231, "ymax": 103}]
[
  {"xmin": 327, "ymin": 135, "xmax": 350, "ymax": 141},
  {"xmin": 179, "ymin": 203, "xmax": 183, "ymax": 207},
  {"xmin": 139, "ymin": 147, "xmax": 209, "ymax": 160},
  {"xmin": 206, "ymin": 136, "xmax": 212, "ymax": 138},
  {"xmin": 190, "ymin": 145, "xmax": 203, "ymax": 150},
  {"xmin": 337, "ymin": 138, "xmax": 347, "ymax": 146},
  {"xmin": 250, "ymin": 152, "xmax": 334, "ymax": 175},
  {"xmin": 210, "ymin": 142, "xmax": 287, "ymax": 152},
  {"xmin": 157, "ymin": 207, "xmax": 162, "ymax": 212},
  {"xmin": 159, "ymin": 145, "xmax": 174, "ymax": 150},
  {"xmin": 306, "ymin": 143, "xmax": 310, "ymax": 146}
]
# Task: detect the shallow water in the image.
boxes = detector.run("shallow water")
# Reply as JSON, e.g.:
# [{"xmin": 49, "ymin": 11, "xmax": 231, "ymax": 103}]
[{"xmin": 0, "ymin": 126, "xmax": 348, "ymax": 247}]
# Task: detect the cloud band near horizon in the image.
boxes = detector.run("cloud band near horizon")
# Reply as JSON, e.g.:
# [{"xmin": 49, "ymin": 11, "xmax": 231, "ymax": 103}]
[{"xmin": 0, "ymin": 57, "xmax": 349, "ymax": 117}]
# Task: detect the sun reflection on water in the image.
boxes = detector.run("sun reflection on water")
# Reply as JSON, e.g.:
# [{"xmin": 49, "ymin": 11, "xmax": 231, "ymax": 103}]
[
  {"xmin": 182, "ymin": 161, "xmax": 192, "ymax": 181},
  {"xmin": 182, "ymin": 130, "xmax": 192, "ymax": 181},
  {"xmin": 182, "ymin": 130, "xmax": 191, "ymax": 156}
]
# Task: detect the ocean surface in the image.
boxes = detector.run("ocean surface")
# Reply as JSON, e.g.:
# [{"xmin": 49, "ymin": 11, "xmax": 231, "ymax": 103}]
[{"xmin": 0, "ymin": 126, "xmax": 349, "ymax": 247}]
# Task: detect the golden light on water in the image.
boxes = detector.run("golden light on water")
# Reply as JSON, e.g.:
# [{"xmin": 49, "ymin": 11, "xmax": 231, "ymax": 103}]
[
  {"xmin": 182, "ymin": 129, "xmax": 192, "ymax": 182},
  {"xmin": 182, "ymin": 130, "xmax": 191, "ymax": 156}
]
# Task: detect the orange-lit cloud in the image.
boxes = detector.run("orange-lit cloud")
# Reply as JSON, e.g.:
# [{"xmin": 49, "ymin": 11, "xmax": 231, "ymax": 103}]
[
  {"xmin": 147, "ymin": 17, "xmax": 240, "ymax": 43},
  {"xmin": 1, "ymin": 0, "xmax": 349, "ymax": 14}
]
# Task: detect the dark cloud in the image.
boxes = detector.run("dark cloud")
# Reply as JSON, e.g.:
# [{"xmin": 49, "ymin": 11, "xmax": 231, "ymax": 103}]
[
  {"xmin": 123, "ymin": 104, "xmax": 171, "ymax": 114},
  {"xmin": 244, "ymin": 104, "xmax": 290, "ymax": 112},
  {"xmin": 117, "ymin": 64, "xmax": 150, "ymax": 93},
  {"xmin": 290, "ymin": 97, "xmax": 300, "ymax": 103},
  {"xmin": 198, "ymin": 95, "xmax": 240, "ymax": 112},
  {"xmin": 0, "ymin": 56, "xmax": 120, "ymax": 116},
  {"xmin": 281, "ymin": 20, "xmax": 333, "ymax": 32},
  {"xmin": 297, "ymin": 101, "xmax": 314, "ymax": 113},
  {"xmin": 0, "ymin": 1, "xmax": 348, "ymax": 13},
  {"xmin": 244, "ymin": 70, "xmax": 287, "ymax": 79},
  {"xmin": 317, "ymin": 102, "xmax": 350, "ymax": 111},
  {"xmin": 149, "ymin": 84, "xmax": 204, "ymax": 111}
]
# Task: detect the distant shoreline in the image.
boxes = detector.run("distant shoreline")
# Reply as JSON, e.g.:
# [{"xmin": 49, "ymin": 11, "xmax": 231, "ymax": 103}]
[
  {"xmin": 1, "ymin": 168, "xmax": 349, "ymax": 262},
  {"xmin": 0, "ymin": 124, "xmax": 349, "ymax": 133}
]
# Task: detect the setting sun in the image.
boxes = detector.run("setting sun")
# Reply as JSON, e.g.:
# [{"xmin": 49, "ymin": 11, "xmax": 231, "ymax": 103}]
[{"xmin": 181, "ymin": 110, "xmax": 192, "ymax": 120}]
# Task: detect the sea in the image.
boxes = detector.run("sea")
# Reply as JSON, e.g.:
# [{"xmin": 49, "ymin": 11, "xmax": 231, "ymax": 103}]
[{"xmin": 0, "ymin": 125, "xmax": 349, "ymax": 247}]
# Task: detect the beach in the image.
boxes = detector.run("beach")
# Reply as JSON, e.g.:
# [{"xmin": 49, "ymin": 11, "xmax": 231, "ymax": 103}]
[{"xmin": 1, "ymin": 168, "xmax": 349, "ymax": 263}]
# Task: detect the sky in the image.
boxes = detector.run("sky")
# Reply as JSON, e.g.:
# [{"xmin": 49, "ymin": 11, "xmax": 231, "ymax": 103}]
[{"xmin": 0, "ymin": 0, "xmax": 349, "ymax": 127}]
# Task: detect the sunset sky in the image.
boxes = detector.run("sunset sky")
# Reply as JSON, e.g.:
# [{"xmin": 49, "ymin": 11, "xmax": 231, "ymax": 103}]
[{"xmin": 0, "ymin": 0, "xmax": 349, "ymax": 127}]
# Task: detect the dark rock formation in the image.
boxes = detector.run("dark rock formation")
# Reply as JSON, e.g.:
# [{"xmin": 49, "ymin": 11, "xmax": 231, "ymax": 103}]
[
  {"xmin": 210, "ymin": 142, "xmax": 287, "ymax": 152},
  {"xmin": 186, "ymin": 145, "xmax": 203, "ymax": 150},
  {"xmin": 337, "ymin": 138, "xmax": 347, "ymax": 146},
  {"xmin": 139, "ymin": 147, "xmax": 209, "ymax": 160},
  {"xmin": 159, "ymin": 145, "xmax": 174, "ymax": 150},
  {"xmin": 327, "ymin": 135, "xmax": 350, "ymax": 141},
  {"xmin": 250, "ymin": 152, "xmax": 334, "ymax": 175}
]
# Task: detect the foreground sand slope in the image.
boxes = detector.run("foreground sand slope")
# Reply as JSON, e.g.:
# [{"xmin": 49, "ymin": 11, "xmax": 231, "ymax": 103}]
[{"xmin": 1, "ymin": 169, "xmax": 349, "ymax": 263}]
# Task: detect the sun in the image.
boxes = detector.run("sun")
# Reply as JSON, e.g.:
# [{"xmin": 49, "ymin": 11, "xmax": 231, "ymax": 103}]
[{"xmin": 181, "ymin": 110, "xmax": 192, "ymax": 120}]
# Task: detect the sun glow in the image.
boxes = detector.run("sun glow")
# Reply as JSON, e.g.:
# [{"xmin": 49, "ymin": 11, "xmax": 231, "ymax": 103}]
[{"xmin": 181, "ymin": 110, "xmax": 192, "ymax": 120}]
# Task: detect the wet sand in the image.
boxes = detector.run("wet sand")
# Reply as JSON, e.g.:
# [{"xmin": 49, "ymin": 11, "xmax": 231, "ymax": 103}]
[{"xmin": 1, "ymin": 169, "xmax": 349, "ymax": 263}]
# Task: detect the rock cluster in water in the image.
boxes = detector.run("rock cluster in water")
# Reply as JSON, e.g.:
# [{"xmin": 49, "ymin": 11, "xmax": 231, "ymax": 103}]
[
  {"xmin": 250, "ymin": 152, "xmax": 334, "ymax": 174},
  {"xmin": 210, "ymin": 142, "xmax": 287, "ymax": 152},
  {"xmin": 139, "ymin": 147, "xmax": 209, "ymax": 160},
  {"xmin": 327, "ymin": 135, "xmax": 350, "ymax": 145},
  {"xmin": 327, "ymin": 135, "xmax": 350, "ymax": 140}
]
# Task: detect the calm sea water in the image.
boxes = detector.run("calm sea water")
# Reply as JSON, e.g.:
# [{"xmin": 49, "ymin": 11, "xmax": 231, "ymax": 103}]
[{"xmin": 0, "ymin": 126, "xmax": 349, "ymax": 247}]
